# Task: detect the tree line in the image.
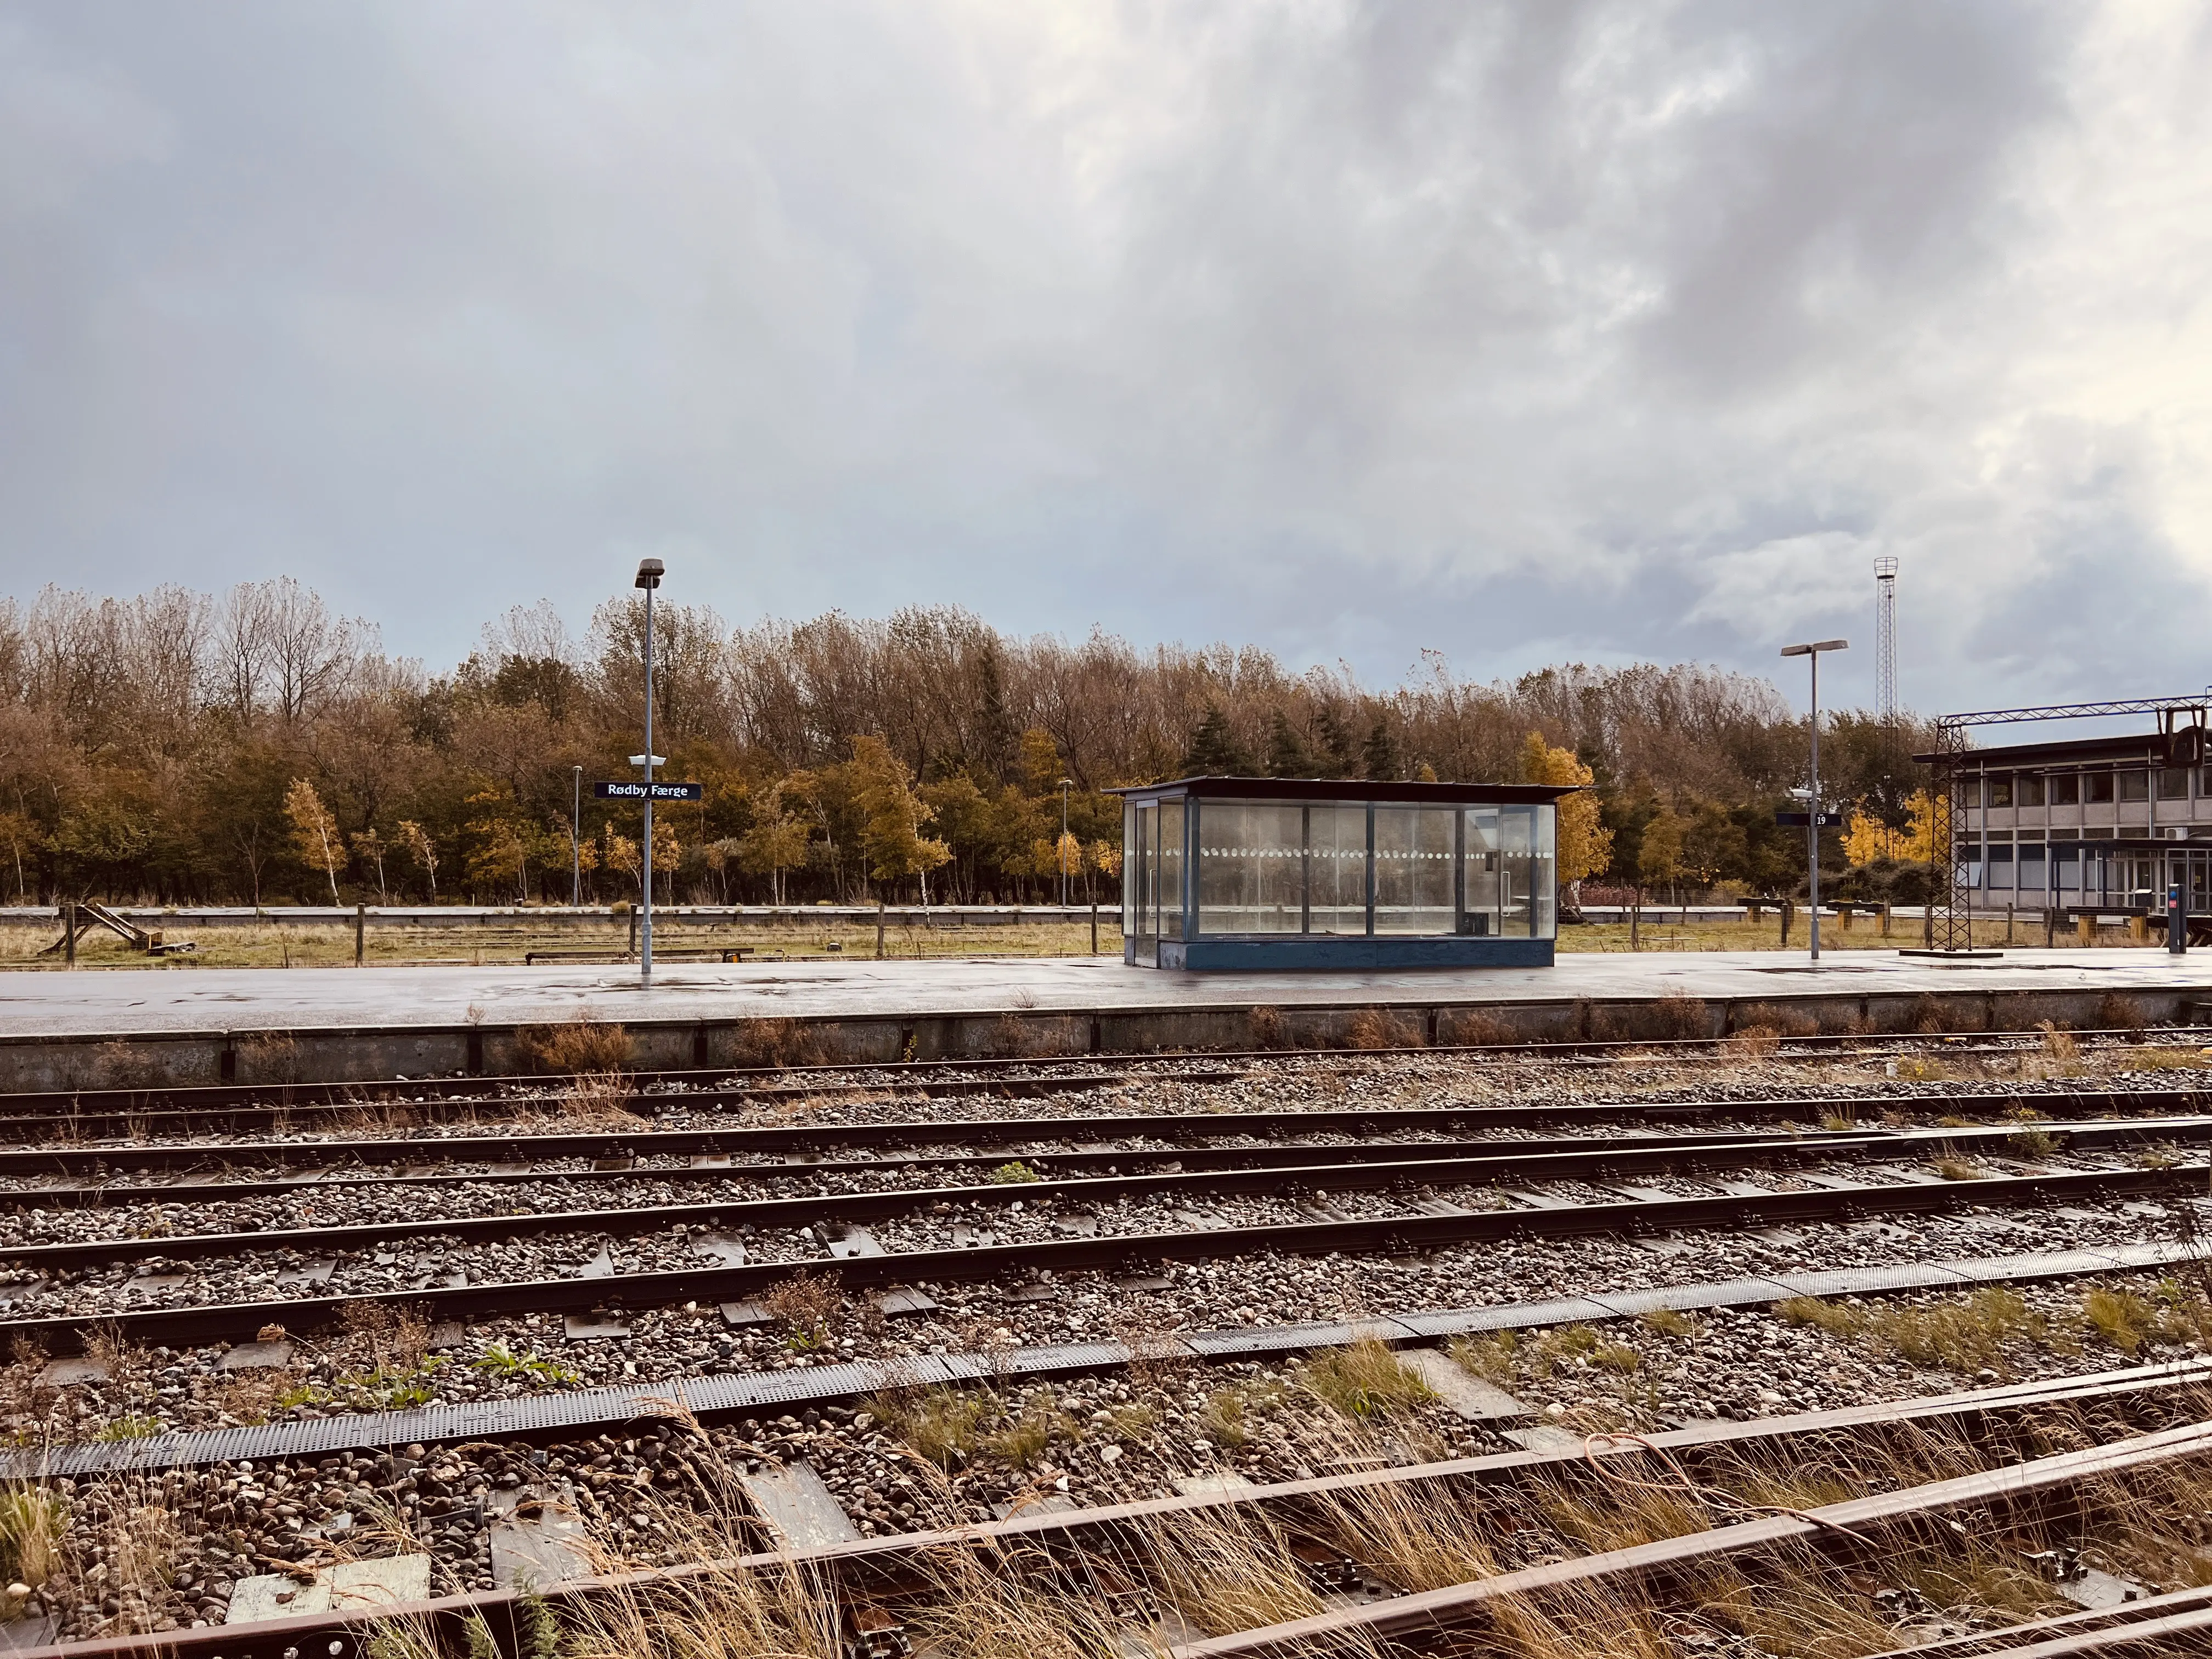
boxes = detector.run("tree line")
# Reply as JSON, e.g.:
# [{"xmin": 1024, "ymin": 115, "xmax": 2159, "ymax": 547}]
[{"xmin": 0, "ymin": 582, "xmax": 1932, "ymax": 909}]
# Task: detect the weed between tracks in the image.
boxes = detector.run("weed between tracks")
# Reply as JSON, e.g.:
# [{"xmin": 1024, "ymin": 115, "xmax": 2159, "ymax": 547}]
[{"xmin": 363, "ymin": 1382, "xmax": 2212, "ymax": 1659}]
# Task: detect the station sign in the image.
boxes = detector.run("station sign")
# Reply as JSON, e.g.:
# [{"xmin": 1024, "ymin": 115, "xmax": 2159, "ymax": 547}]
[
  {"xmin": 1774, "ymin": 811, "xmax": 1844, "ymax": 827},
  {"xmin": 594, "ymin": 781, "xmax": 705, "ymax": 802}
]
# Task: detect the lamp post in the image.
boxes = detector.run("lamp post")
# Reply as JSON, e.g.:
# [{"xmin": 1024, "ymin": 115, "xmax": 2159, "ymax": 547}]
[
  {"xmin": 1780, "ymin": 638, "xmax": 1849, "ymax": 962},
  {"xmin": 1058, "ymin": 777, "xmax": 1074, "ymax": 907},
  {"xmin": 634, "ymin": 558, "xmax": 665, "ymax": 980},
  {"xmin": 571, "ymin": 765, "xmax": 582, "ymax": 907}
]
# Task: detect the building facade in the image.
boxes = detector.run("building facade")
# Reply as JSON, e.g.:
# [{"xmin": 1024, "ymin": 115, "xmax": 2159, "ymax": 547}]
[
  {"xmin": 1114, "ymin": 776, "xmax": 1570, "ymax": 970},
  {"xmin": 1938, "ymin": 728, "xmax": 2212, "ymax": 918}
]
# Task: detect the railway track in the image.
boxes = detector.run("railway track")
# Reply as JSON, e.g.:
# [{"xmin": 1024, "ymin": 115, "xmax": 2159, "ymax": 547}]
[
  {"xmin": 7, "ymin": 1104, "xmax": 2209, "ymax": 1351},
  {"xmin": 13, "ymin": 1047, "xmax": 2212, "ymax": 1655},
  {"xmin": 22, "ymin": 1355, "xmax": 2212, "ymax": 1659},
  {"xmin": 14, "ymin": 1022, "xmax": 2204, "ymax": 1133}
]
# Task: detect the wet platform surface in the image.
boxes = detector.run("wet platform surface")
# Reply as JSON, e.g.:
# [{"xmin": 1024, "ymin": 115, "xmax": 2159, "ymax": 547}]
[{"xmin": 2, "ymin": 947, "xmax": 2208, "ymax": 1040}]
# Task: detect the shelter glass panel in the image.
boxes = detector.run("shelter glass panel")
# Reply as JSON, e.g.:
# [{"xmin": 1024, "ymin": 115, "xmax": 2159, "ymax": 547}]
[
  {"xmin": 1373, "ymin": 806, "xmax": 1457, "ymax": 934},
  {"xmin": 1194, "ymin": 801, "xmax": 1306, "ymax": 935},
  {"xmin": 1122, "ymin": 802, "xmax": 1139, "ymax": 936},
  {"xmin": 1462, "ymin": 809, "xmax": 1499, "ymax": 935},
  {"xmin": 1156, "ymin": 801, "xmax": 1184, "ymax": 941},
  {"xmin": 1499, "ymin": 806, "xmax": 1554, "ymax": 937},
  {"xmin": 1306, "ymin": 804, "xmax": 1369, "ymax": 935}
]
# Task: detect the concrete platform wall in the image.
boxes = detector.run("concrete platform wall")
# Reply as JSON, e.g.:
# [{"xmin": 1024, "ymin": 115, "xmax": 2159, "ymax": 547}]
[{"xmin": 2, "ymin": 980, "xmax": 2203, "ymax": 1092}]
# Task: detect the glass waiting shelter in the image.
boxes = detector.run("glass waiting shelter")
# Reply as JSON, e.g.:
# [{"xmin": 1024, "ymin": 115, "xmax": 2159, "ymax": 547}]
[{"xmin": 1114, "ymin": 776, "xmax": 1571, "ymax": 970}]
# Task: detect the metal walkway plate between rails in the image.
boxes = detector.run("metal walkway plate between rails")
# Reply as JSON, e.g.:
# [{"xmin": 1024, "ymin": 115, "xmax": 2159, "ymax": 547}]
[{"xmin": 12, "ymin": 1240, "xmax": 2205, "ymax": 1483}]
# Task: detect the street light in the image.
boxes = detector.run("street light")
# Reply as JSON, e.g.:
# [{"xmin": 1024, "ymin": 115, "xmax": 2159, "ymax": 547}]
[
  {"xmin": 1780, "ymin": 638, "xmax": 1848, "ymax": 961},
  {"xmin": 571, "ymin": 765, "xmax": 583, "ymax": 907},
  {"xmin": 1058, "ymin": 777, "xmax": 1074, "ymax": 907},
  {"xmin": 635, "ymin": 557, "xmax": 664, "ymax": 980}
]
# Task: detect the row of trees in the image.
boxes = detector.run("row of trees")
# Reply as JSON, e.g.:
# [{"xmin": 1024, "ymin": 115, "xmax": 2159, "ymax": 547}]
[{"xmin": 0, "ymin": 582, "xmax": 1930, "ymax": 908}]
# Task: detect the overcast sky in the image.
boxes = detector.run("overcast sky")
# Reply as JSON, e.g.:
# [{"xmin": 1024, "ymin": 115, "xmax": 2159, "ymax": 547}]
[{"xmin": 4, "ymin": 2, "xmax": 2210, "ymax": 716}]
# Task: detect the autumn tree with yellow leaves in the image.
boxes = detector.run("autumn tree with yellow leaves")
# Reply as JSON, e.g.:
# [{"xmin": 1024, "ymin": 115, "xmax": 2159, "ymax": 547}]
[{"xmin": 1520, "ymin": 733, "xmax": 1612, "ymax": 906}]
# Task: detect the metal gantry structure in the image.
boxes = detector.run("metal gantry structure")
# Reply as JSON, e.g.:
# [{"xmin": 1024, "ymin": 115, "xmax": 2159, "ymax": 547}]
[{"xmin": 1928, "ymin": 691, "xmax": 2212, "ymax": 951}]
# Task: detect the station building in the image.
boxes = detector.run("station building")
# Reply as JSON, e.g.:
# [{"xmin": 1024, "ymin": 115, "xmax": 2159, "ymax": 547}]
[
  {"xmin": 1938, "ymin": 725, "xmax": 2212, "ymax": 918},
  {"xmin": 1113, "ymin": 776, "xmax": 1572, "ymax": 970}
]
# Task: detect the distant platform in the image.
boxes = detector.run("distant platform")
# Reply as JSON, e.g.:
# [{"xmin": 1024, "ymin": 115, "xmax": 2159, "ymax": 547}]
[{"xmin": 1, "ymin": 948, "xmax": 2209, "ymax": 1092}]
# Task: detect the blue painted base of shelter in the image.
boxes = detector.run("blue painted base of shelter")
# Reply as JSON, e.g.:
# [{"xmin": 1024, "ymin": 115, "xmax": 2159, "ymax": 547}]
[{"xmin": 1143, "ymin": 936, "xmax": 1556, "ymax": 972}]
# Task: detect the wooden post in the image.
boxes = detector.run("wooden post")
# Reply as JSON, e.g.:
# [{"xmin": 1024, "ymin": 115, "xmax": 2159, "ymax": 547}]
[
  {"xmin": 2078, "ymin": 914, "xmax": 2095, "ymax": 946},
  {"xmin": 2005, "ymin": 903, "xmax": 2015, "ymax": 945},
  {"xmin": 627, "ymin": 905, "xmax": 638, "ymax": 957},
  {"xmin": 1629, "ymin": 893, "xmax": 1640, "ymax": 951},
  {"xmin": 1090, "ymin": 901, "xmax": 1098, "ymax": 955},
  {"xmin": 1838, "ymin": 904, "xmax": 1853, "ymax": 933},
  {"xmin": 63, "ymin": 902, "xmax": 76, "ymax": 968},
  {"xmin": 2045, "ymin": 907, "xmax": 2058, "ymax": 949},
  {"xmin": 2130, "ymin": 914, "xmax": 2150, "ymax": 945},
  {"xmin": 1923, "ymin": 901, "xmax": 1934, "ymax": 947},
  {"xmin": 354, "ymin": 902, "xmax": 366, "ymax": 966},
  {"xmin": 877, "ymin": 899, "xmax": 887, "ymax": 960},
  {"xmin": 1880, "ymin": 902, "xmax": 1893, "ymax": 938},
  {"xmin": 1780, "ymin": 900, "xmax": 1793, "ymax": 947}
]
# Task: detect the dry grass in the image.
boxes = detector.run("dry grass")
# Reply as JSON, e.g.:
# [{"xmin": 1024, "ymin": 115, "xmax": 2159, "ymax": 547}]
[
  {"xmin": 1766, "ymin": 1285, "xmax": 2187, "ymax": 1376},
  {"xmin": 1931, "ymin": 1154, "xmax": 1990, "ymax": 1181},
  {"xmin": 337, "ymin": 1301, "xmax": 434, "ymax": 1375},
  {"xmin": 1296, "ymin": 1337, "xmax": 1438, "ymax": 1420},
  {"xmin": 866, "ymin": 1386, "xmax": 989, "ymax": 1469},
  {"xmin": 352, "ymin": 1375, "xmax": 2212, "ymax": 1659},
  {"xmin": 518, "ymin": 1012, "xmax": 633, "ymax": 1074},
  {"xmin": 0, "ymin": 1485, "xmax": 63, "ymax": 1589},
  {"xmin": 1345, "ymin": 1009, "xmax": 1422, "ymax": 1050},
  {"xmin": 1731, "ymin": 1025, "xmax": 1783, "ymax": 1059},
  {"xmin": 1644, "ymin": 995, "xmax": 1711, "ymax": 1040},
  {"xmin": 554, "ymin": 1069, "xmax": 641, "ymax": 1125},
  {"xmin": 2128, "ymin": 1047, "xmax": 2212, "ymax": 1071},
  {"xmin": 1894, "ymin": 1055, "xmax": 1951, "ymax": 1082},
  {"xmin": 730, "ymin": 1017, "xmax": 830, "ymax": 1069},
  {"xmin": 759, "ymin": 1271, "xmax": 843, "ymax": 1348}
]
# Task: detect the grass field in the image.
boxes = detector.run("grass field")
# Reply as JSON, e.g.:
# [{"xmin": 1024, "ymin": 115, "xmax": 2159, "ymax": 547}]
[
  {"xmin": 0, "ymin": 909, "xmax": 2140, "ymax": 970},
  {"xmin": 0, "ymin": 915, "xmax": 1124, "ymax": 970}
]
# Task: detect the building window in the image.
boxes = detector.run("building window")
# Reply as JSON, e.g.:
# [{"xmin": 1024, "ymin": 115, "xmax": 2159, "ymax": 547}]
[
  {"xmin": 2017, "ymin": 775, "xmax": 2046, "ymax": 808},
  {"xmin": 2159, "ymin": 768, "xmax": 2191, "ymax": 800},
  {"xmin": 1988, "ymin": 775, "xmax": 2013, "ymax": 808},
  {"xmin": 2050, "ymin": 774, "xmax": 2079, "ymax": 806},
  {"xmin": 2119, "ymin": 770, "xmax": 2150, "ymax": 803},
  {"xmin": 1987, "ymin": 844, "xmax": 2015, "ymax": 888},
  {"xmin": 2085, "ymin": 772, "xmax": 2115, "ymax": 804},
  {"xmin": 2018, "ymin": 844, "xmax": 2046, "ymax": 893}
]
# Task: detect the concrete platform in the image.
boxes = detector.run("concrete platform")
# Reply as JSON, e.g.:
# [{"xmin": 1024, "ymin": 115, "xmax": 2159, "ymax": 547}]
[{"xmin": 2, "ymin": 948, "xmax": 2210, "ymax": 1091}]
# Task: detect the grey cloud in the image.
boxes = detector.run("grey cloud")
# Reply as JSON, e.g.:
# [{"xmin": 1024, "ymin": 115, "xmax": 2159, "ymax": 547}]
[{"xmin": 0, "ymin": 1, "xmax": 2205, "ymax": 718}]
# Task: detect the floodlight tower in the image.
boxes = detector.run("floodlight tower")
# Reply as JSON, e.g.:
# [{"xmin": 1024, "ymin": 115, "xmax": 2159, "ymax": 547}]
[{"xmin": 1874, "ymin": 557, "xmax": 1899, "ymax": 728}]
